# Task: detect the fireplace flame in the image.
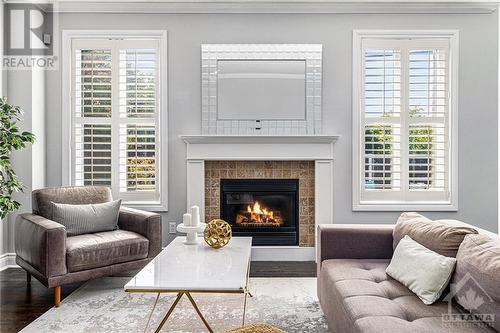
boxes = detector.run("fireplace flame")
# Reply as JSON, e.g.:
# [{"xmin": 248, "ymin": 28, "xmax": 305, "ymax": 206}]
[{"xmin": 246, "ymin": 201, "xmax": 276, "ymax": 223}]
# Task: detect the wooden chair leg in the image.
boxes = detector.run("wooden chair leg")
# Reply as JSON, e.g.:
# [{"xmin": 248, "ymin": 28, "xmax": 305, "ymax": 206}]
[
  {"xmin": 26, "ymin": 271, "xmax": 31, "ymax": 284},
  {"xmin": 54, "ymin": 286, "xmax": 61, "ymax": 307}
]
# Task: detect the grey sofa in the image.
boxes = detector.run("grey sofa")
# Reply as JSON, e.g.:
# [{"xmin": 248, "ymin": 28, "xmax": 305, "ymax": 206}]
[
  {"xmin": 317, "ymin": 223, "xmax": 499, "ymax": 333},
  {"xmin": 15, "ymin": 186, "xmax": 162, "ymax": 307}
]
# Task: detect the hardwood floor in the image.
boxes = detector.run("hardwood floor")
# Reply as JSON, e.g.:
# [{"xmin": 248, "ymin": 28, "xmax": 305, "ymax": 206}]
[
  {"xmin": 250, "ymin": 261, "xmax": 317, "ymax": 278},
  {"xmin": 0, "ymin": 262, "xmax": 316, "ymax": 333},
  {"xmin": 0, "ymin": 269, "xmax": 83, "ymax": 333}
]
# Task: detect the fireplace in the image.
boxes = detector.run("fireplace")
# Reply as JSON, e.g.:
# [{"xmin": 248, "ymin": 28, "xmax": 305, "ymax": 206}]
[{"xmin": 220, "ymin": 179, "xmax": 299, "ymax": 246}]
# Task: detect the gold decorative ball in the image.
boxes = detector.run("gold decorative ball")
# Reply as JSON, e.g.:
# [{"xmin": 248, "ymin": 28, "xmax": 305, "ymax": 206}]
[{"xmin": 204, "ymin": 219, "xmax": 232, "ymax": 249}]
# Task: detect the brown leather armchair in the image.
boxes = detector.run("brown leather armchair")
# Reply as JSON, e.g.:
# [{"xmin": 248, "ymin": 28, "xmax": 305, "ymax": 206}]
[{"xmin": 15, "ymin": 186, "xmax": 162, "ymax": 307}]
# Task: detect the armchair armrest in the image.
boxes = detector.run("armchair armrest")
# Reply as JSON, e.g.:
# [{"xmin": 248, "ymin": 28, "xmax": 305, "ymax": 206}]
[
  {"xmin": 317, "ymin": 224, "xmax": 394, "ymax": 265},
  {"xmin": 15, "ymin": 213, "xmax": 67, "ymax": 278},
  {"xmin": 118, "ymin": 206, "xmax": 162, "ymax": 257}
]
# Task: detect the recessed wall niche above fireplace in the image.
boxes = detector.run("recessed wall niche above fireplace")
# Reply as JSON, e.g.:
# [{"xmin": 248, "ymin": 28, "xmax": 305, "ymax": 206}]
[
  {"xmin": 221, "ymin": 179, "xmax": 299, "ymax": 246},
  {"xmin": 201, "ymin": 44, "xmax": 323, "ymax": 135}
]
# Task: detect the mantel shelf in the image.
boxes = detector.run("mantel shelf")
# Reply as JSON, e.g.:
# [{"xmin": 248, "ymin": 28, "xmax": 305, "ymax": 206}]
[{"xmin": 179, "ymin": 135, "xmax": 340, "ymax": 144}]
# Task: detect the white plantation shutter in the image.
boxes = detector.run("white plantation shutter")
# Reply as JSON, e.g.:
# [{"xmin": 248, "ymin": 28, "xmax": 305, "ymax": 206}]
[
  {"xmin": 75, "ymin": 49, "xmax": 112, "ymax": 118},
  {"xmin": 408, "ymin": 49, "xmax": 448, "ymax": 197},
  {"xmin": 120, "ymin": 49, "xmax": 157, "ymax": 118},
  {"xmin": 119, "ymin": 124, "xmax": 157, "ymax": 198},
  {"xmin": 73, "ymin": 43, "xmax": 113, "ymax": 187},
  {"xmin": 75, "ymin": 124, "xmax": 112, "ymax": 186},
  {"xmin": 118, "ymin": 46, "xmax": 160, "ymax": 203},
  {"xmin": 363, "ymin": 48, "xmax": 402, "ymax": 200},
  {"xmin": 354, "ymin": 34, "xmax": 456, "ymax": 209},
  {"xmin": 71, "ymin": 38, "xmax": 163, "ymax": 206}
]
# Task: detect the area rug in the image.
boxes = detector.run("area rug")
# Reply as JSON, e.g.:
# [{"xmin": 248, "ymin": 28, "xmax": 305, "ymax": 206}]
[{"xmin": 20, "ymin": 277, "xmax": 329, "ymax": 333}]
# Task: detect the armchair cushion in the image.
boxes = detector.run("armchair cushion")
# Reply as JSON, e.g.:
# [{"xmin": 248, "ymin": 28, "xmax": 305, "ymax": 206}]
[
  {"xmin": 15, "ymin": 213, "xmax": 67, "ymax": 277},
  {"xmin": 32, "ymin": 186, "xmax": 112, "ymax": 219},
  {"xmin": 118, "ymin": 206, "xmax": 162, "ymax": 258},
  {"xmin": 66, "ymin": 230, "xmax": 149, "ymax": 272}
]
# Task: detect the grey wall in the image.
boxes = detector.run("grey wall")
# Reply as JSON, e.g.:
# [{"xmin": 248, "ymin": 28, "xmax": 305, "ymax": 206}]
[
  {"xmin": 2, "ymin": 7, "xmax": 48, "ymax": 254},
  {"xmin": 40, "ymin": 12, "xmax": 498, "ymax": 246}
]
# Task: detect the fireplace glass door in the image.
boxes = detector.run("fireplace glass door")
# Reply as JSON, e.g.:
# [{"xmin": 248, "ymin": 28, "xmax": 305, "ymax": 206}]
[{"xmin": 220, "ymin": 179, "xmax": 298, "ymax": 246}]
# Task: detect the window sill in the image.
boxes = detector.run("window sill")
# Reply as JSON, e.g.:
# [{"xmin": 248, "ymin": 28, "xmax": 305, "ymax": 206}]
[
  {"xmin": 122, "ymin": 202, "xmax": 168, "ymax": 213},
  {"xmin": 353, "ymin": 201, "xmax": 457, "ymax": 212}
]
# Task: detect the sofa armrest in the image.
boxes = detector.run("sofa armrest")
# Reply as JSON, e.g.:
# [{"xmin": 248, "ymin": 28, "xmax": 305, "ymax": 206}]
[
  {"xmin": 118, "ymin": 206, "xmax": 162, "ymax": 257},
  {"xmin": 317, "ymin": 224, "xmax": 394, "ymax": 265},
  {"xmin": 15, "ymin": 213, "xmax": 67, "ymax": 277}
]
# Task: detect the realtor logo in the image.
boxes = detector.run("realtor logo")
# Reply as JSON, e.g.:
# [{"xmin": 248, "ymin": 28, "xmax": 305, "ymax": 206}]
[
  {"xmin": 442, "ymin": 273, "xmax": 495, "ymax": 329},
  {"xmin": 3, "ymin": 2, "xmax": 57, "ymax": 69}
]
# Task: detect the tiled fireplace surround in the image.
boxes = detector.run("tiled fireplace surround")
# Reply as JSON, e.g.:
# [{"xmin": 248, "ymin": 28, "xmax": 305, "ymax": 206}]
[
  {"xmin": 205, "ymin": 161, "xmax": 315, "ymax": 246},
  {"xmin": 181, "ymin": 135, "xmax": 338, "ymax": 261}
]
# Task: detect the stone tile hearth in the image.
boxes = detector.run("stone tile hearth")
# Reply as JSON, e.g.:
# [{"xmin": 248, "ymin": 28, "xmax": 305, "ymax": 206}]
[{"xmin": 204, "ymin": 161, "xmax": 315, "ymax": 246}]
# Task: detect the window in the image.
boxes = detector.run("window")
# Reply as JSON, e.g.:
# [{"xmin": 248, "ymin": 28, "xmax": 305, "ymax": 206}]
[
  {"xmin": 353, "ymin": 31, "xmax": 458, "ymax": 211},
  {"xmin": 63, "ymin": 31, "xmax": 167, "ymax": 211}
]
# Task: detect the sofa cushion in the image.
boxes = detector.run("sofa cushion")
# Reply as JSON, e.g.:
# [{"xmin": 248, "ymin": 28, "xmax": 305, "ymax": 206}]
[
  {"xmin": 319, "ymin": 259, "xmax": 494, "ymax": 333},
  {"xmin": 451, "ymin": 234, "xmax": 500, "ymax": 331},
  {"xmin": 33, "ymin": 186, "xmax": 113, "ymax": 220},
  {"xmin": 393, "ymin": 212, "xmax": 478, "ymax": 257},
  {"xmin": 66, "ymin": 230, "xmax": 149, "ymax": 272}
]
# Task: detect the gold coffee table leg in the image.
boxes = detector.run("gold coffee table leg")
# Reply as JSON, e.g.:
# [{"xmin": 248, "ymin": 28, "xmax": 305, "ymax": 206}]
[
  {"xmin": 185, "ymin": 292, "xmax": 214, "ymax": 333},
  {"xmin": 144, "ymin": 293, "xmax": 161, "ymax": 333},
  {"xmin": 154, "ymin": 292, "xmax": 184, "ymax": 333},
  {"xmin": 242, "ymin": 290, "xmax": 248, "ymax": 327}
]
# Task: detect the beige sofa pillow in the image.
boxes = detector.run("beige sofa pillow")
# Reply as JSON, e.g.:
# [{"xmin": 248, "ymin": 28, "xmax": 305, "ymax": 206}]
[
  {"xmin": 452, "ymin": 234, "xmax": 500, "ymax": 331},
  {"xmin": 386, "ymin": 235, "xmax": 457, "ymax": 305},
  {"xmin": 393, "ymin": 212, "xmax": 478, "ymax": 257}
]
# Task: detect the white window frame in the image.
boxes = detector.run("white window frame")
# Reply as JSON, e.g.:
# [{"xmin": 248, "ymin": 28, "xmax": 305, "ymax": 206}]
[
  {"xmin": 352, "ymin": 30, "xmax": 459, "ymax": 211},
  {"xmin": 62, "ymin": 30, "xmax": 168, "ymax": 211}
]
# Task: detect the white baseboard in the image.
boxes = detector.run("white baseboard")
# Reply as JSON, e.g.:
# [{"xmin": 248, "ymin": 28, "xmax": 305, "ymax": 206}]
[
  {"xmin": 0, "ymin": 253, "xmax": 18, "ymax": 271},
  {"xmin": 251, "ymin": 246, "xmax": 315, "ymax": 261}
]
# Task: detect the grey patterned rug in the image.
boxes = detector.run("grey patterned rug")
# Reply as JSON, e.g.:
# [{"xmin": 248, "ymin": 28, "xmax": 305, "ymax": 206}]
[{"xmin": 21, "ymin": 277, "xmax": 329, "ymax": 333}]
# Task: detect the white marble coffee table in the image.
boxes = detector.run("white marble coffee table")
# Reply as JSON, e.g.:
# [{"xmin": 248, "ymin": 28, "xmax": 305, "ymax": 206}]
[{"xmin": 124, "ymin": 236, "xmax": 252, "ymax": 333}]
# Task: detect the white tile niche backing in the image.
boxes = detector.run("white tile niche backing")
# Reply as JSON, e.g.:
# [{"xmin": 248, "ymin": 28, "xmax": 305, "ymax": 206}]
[{"xmin": 201, "ymin": 44, "xmax": 323, "ymax": 135}]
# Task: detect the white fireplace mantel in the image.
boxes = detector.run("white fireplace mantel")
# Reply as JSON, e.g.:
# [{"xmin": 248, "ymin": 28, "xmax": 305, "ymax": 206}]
[
  {"xmin": 181, "ymin": 135, "xmax": 339, "ymax": 160},
  {"xmin": 180, "ymin": 134, "xmax": 340, "ymax": 261},
  {"xmin": 181, "ymin": 135, "xmax": 339, "ymax": 144}
]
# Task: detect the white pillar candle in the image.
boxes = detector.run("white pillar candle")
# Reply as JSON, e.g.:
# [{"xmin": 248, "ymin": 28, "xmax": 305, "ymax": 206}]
[
  {"xmin": 190, "ymin": 205, "xmax": 200, "ymax": 227},
  {"xmin": 183, "ymin": 213, "xmax": 192, "ymax": 226}
]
